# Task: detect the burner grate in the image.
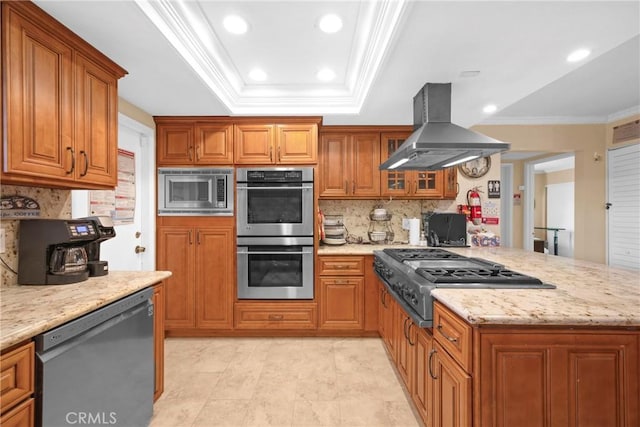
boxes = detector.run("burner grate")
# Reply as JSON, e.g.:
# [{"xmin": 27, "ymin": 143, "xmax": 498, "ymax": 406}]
[
  {"xmin": 416, "ymin": 267, "xmax": 544, "ymax": 284},
  {"xmin": 382, "ymin": 248, "xmax": 464, "ymax": 263}
]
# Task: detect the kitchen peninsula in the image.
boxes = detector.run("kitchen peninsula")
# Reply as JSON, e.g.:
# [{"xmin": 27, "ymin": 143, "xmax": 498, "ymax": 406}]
[
  {"xmin": 0, "ymin": 271, "xmax": 171, "ymax": 350},
  {"xmin": 319, "ymin": 244, "xmax": 639, "ymax": 426}
]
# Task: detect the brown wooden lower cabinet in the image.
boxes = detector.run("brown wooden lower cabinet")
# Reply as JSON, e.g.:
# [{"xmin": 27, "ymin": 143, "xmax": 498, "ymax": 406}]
[
  {"xmin": 234, "ymin": 302, "xmax": 317, "ymax": 330},
  {"xmin": 478, "ymin": 329, "xmax": 639, "ymax": 427},
  {"xmin": 0, "ymin": 341, "xmax": 34, "ymax": 427},
  {"xmin": 153, "ymin": 283, "xmax": 165, "ymax": 402},
  {"xmin": 157, "ymin": 218, "xmax": 234, "ymax": 333},
  {"xmin": 0, "ymin": 398, "xmax": 35, "ymax": 427},
  {"xmin": 379, "ymin": 290, "xmax": 639, "ymax": 427},
  {"xmin": 432, "ymin": 341, "xmax": 472, "ymax": 427},
  {"xmin": 318, "ymin": 277, "xmax": 364, "ymax": 330},
  {"xmin": 412, "ymin": 327, "xmax": 433, "ymax": 427}
]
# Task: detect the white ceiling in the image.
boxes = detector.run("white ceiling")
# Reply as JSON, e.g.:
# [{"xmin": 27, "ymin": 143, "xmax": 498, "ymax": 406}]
[{"xmin": 34, "ymin": 0, "xmax": 640, "ymax": 128}]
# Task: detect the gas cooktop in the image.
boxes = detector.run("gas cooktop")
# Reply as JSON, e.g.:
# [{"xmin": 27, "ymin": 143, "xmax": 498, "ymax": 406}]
[
  {"xmin": 374, "ymin": 248, "xmax": 555, "ymax": 325},
  {"xmin": 383, "ymin": 248, "xmax": 465, "ymax": 262}
]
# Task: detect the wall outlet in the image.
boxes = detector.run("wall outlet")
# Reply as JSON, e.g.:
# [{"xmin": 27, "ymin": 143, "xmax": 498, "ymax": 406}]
[
  {"xmin": 0, "ymin": 228, "xmax": 5, "ymax": 254},
  {"xmin": 402, "ymin": 218, "xmax": 410, "ymax": 230}
]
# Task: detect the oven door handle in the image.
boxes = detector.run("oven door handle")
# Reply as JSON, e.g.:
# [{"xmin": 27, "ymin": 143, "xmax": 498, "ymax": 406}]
[
  {"xmin": 237, "ymin": 250, "xmax": 311, "ymax": 255},
  {"xmin": 237, "ymin": 185, "xmax": 313, "ymax": 191}
]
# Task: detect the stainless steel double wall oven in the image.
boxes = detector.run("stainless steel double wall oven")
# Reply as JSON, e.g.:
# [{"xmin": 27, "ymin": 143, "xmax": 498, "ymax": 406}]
[{"xmin": 236, "ymin": 167, "xmax": 314, "ymax": 299}]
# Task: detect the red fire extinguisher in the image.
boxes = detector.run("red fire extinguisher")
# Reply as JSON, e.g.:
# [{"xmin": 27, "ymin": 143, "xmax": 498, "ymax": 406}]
[{"xmin": 467, "ymin": 187, "xmax": 483, "ymax": 225}]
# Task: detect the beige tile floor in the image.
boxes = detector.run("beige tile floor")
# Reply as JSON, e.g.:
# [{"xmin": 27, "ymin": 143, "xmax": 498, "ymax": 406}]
[{"xmin": 150, "ymin": 337, "xmax": 422, "ymax": 427}]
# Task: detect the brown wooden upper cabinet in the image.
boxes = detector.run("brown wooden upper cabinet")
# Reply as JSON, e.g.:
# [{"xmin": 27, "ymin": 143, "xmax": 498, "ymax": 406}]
[
  {"xmin": 381, "ymin": 132, "xmax": 458, "ymax": 199},
  {"xmin": 318, "ymin": 132, "xmax": 381, "ymax": 198},
  {"xmin": 234, "ymin": 120, "xmax": 319, "ymax": 165},
  {"xmin": 156, "ymin": 118, "xmax": 234, "ymax": 165},
  {"xmin": 2, "ymin": 1, "xmax": 126, "ymax": 189},
  {"xmin": 319, "ymin": 128, "xmax": 458, "ymax": 199}
]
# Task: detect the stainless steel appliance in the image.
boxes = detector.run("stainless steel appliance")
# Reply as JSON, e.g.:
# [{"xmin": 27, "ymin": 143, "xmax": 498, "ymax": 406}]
[
  {"xmin": 379, "ymin": 83, "xmax": 510, "ymax": 171},
  {"xmin": 236, "ymin": 167, "xmax": 314, "ymax": 237},
  {"xmin": 18, "ymin": 218, "xmax": 102, "ymax": 285},
  {"xmin": 158, "ymin": 167, "xmax": 233, "ymax": 216},
  {"xmin": 374, "ymin": 248, "xmax": 555, "ymax": 326},
  {"xmin": 36, "ymin": 288, "xmax": 154, "ymax": 427},
  {"xmin": 237, "ymin": 236, "xmax": 314, "ymax": 299}
]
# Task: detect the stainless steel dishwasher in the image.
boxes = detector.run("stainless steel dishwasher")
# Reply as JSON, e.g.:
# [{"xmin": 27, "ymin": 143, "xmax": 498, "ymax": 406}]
[{"xmin": 36, "ymin": 288, "xmax": 154, "ymax": 427}]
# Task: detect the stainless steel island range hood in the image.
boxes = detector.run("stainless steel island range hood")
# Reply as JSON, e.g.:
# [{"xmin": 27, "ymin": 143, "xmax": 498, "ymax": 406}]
[{"xmin": 379, "ymin": 83, "xmax": 510, "ymax": 171}]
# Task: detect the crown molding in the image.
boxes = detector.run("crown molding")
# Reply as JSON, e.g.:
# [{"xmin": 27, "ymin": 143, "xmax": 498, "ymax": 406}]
[
  {"xmin": 135, "ymin": 0, "xmax": 407, "ymax": 115},
  {"xmin": 607, "ymin": 105, "xmax": 640, "ymax": 123}
]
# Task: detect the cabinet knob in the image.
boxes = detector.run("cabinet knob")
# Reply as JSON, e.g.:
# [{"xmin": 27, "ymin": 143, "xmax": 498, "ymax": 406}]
[{"xmin": 135, "ymin": 245, "xmax": 146, "ymax": 254}]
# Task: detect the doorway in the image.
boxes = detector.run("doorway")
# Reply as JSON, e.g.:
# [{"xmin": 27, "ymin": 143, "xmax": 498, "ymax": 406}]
[
  {"xmin": 72, "ymin": 114, "xmax": 156, "ymax": 271},
  {"xmin": 523, "ymin": 153, "xmax": 575, "ymax": 255}
]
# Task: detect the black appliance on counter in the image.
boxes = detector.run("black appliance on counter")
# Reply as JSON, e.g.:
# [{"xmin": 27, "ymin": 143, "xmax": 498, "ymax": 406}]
[
  {"xmin": 82, "ymin": 216, "xmax": 116, "ymax": 276},
  {"xmin": 18, "ymin": 217, "xmax": 116, "ymax": 285},
  {"xmin": 374, "ymin": 248, "xmax": 555, "ymax": 326},
  {"xmin": 423, "ymin": 212, "xmax": 469, "ymax": 247}
]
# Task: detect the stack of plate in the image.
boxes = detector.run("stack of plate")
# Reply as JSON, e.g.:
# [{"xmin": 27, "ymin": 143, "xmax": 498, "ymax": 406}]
[{"xmin": 323, "ymin": 215, "xmax": 346, "ymax": 245}]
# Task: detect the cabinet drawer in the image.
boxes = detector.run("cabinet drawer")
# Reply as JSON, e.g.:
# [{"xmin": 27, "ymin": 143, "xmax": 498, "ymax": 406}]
[
  {"xmin": 318, "ymin": 256, "xmax": 365, "ymax": 275},
  {"xmin": 0, "ymin": 398, "xmax": 34, "ymax": 427},
  {"xmin": 433, "ymin": 302, "xmax": 472, "ymax": 372},
  {"xmin": 0, "ymin": 342, "xmax": 34, "ymax": 414},
  {"xmin": 234, "ymin": 303, "xmax": 317, "ymax": 330}
]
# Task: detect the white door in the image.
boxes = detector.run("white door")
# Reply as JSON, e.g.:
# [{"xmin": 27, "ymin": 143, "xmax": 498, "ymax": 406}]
[
  {"xmin": 607, "ymin": 143, "xmax": 640, "ymax": 270},
  {"xmin": 546, "ymin": 182, "xmax": 574, "ymax": 257},
  {"xmin": 72, "ymin": 114, "xmax": 156, "ymax": 271}
]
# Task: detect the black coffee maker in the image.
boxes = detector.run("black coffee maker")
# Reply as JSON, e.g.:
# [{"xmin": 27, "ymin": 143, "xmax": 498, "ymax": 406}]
[
  {"xmin": 81, "ymin": 216, "xmax": 116, "ymax": 277},
  {"xmin": 18, "ymin": 218, "xmax": 99, "ymax": 285}
]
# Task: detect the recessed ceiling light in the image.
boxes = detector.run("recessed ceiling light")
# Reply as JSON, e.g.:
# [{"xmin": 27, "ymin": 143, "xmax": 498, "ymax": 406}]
[
  {"xmin": 249, "ymin": 68, "xmax": 267, "ymax": 82},
  {"xmin": 567, "ymin": 48, "xmax": 591, "ymax": 63},
  {"xmin": 318, "ymin": 14, "xmax": 343, "ymax": 34},
  {"xmin": 223, "ymin": 15, "xmax": 248, "ymax": 35},
  {"xmin": 317, "ymin": 68, "xmax": 336, "ymax": 82},
  {"xmin": 483, "ymin": 104, "xmax": 497, "ymax": 114}
]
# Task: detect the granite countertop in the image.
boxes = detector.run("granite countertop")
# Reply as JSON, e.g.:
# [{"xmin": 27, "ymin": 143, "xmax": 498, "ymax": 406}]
[
  {"xmin": 0, "ymin": 271, "xmax": 172, "ymax": 350},
  {"xmin": 319, "ymin": 243, "xmax": 640, "ymax": 327}
]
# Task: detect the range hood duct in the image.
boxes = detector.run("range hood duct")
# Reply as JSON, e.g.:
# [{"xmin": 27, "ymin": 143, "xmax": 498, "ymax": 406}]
[{"xmin": 379, "ymin": 83, "xmax": 510, "ymax": 171}]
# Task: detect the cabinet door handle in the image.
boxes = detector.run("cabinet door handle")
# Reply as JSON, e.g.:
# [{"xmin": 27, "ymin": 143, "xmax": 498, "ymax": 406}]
[
  {"xmin": 381, "ymin": 289, "xmax": 387, "ymax": 308},
  {"xmin": 437, "ymin": 324, "xmax": 458, "ymax": 343},
  {"xmin": 188, "ymin": 230, "xmax": 193, "ymax": 245},
  {"xmin": 403, "ymin": 317, "xmax": 410, "ymax": 340},
  {"xmin": 268, "ymin": 314, "xmax": 283, "ymax": 321},
  {"xmin": 197, "ymin": 230, "xmax": 201, "ymax": 245},
  {"xmin": 407, "ymin": 323, "xmax": 415, "ymax": 346},
  {"xmin": 428, "ymin": 348, "xmax": 438, "ymax": 379},
  {"xmin": 79, "ymin": 150, "xmax": 89, "ymax": 177},
  {"xmin": 195, "ymin": 143, "xmax": 200, "ymax": 161},
  {"xmin": 188, "ymin": 145, "xmax": 193, "ymax": 161},
  {"xmin": 270, "ymin": 146, "xmax": 273, "ymax": 162},
  {"xmin": 413, "ymin": 181, "xmax": 417, "ymax": 194},
  {"xmin": 278, "ymin": 145, "xmax": 281, "ymax": 162},
  {"xmin": 345, "ymin": 180, "xmax": 348, "ymax": 193},
  {"xmin": 65, "ymin": 147, "xmax": 75, "ymax": 174}
]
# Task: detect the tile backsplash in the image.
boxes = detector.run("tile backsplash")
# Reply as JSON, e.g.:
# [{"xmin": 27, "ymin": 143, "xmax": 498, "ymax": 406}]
[
  {"xmin": 1, "ymin": 185, "xmax": 72, "ymax": 286},
  {"xmin": 319, "ymin": 199, "xmax": 458, "ymax": 243}
]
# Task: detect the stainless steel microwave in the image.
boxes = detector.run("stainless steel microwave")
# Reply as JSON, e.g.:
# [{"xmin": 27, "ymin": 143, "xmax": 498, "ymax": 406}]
[{"xmin": 158, "ymin": 168, "xmax": 233, "ymax": 216}]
